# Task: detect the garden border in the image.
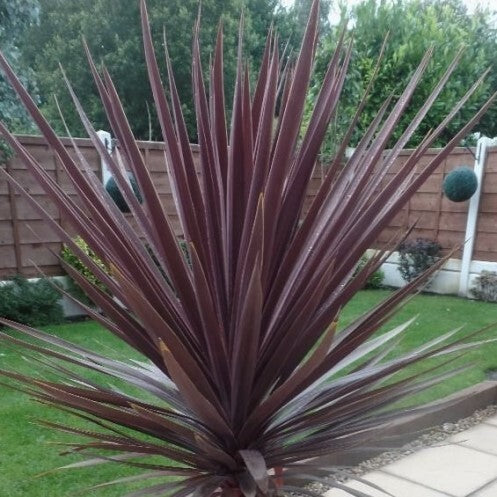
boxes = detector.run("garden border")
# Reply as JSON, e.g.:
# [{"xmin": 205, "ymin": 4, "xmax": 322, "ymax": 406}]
[{"xmin": 303, "ymin": 380, "xmax": 497, "ymax": 473}]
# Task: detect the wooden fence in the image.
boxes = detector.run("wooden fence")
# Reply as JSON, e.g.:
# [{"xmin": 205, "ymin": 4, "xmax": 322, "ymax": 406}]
[
  {"xmin": 0, "ymin": 135, "xmax": 189, "ymax": 278},
  {"xmin": 376, "ymin": 147, "xmax": 497, "ymax": 262},
  {"xmin": 1, "ymin": 135, "xmax": 496, "ymax": 279}
]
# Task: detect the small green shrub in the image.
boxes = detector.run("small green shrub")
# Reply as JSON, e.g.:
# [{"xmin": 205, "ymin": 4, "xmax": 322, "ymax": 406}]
[
  {"xmin": 471, "ymin": 271, "xmax": 497, "ymax": 302},
  {"xmin": 62, "ymin": 237, "xmax": 187, "ymax": 304},
  {"xmin": 443, "ymin": 166, "xmax": 478, "ymax": 202},
  {"xmin": 398, "ymin": 238, "xmax": 442, "ymax": 283},
  {"xmin": 105, "ymin": 173, "xmax": 142, "ymax": 213},
  {"xmin": 0, "ymin": 275, "xmax": 64, "ymax": 326},
  {"xmin": 354, "ymin": 255, "xmax": 385, "ymax": 289},
  {"xmin": 60, "ymin": 237, "xmax": 109, "ymax": 305}
]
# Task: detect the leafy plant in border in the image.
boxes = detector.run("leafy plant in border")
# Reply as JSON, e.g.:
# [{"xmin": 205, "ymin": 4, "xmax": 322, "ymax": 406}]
[
  {"xmin": 0, "ymin": 0, "xmax": 495, "ymax": 495},
  {"xmin": 354, "ymin": 254, "xmax": 385, "ymax": 289},
  {"xmin": 471, "ymin": 271, "xmax": 497, "ymax": 302},
  {"xmin": 398, "ymin": 237, "xmax": 442, "ymax": 283},
  {"xmin": 61, "ymin": 235, "xmax": 109, "ymax": 306}
]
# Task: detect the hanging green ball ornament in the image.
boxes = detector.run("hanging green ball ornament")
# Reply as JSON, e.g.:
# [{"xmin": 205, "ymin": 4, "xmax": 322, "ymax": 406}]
[
  {"xmin": 442, "ymin": 166, "xmax": 478, "ymax": 202},
  {"xmin": 105, "ymin": 172, "xmax": 143, "ymax": 213}
]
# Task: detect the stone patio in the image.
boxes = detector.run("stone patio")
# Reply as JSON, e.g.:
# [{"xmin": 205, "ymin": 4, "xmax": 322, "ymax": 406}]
[{"xmin": 325, "ymin": 415, "xmax": 497, "ymax": 497}]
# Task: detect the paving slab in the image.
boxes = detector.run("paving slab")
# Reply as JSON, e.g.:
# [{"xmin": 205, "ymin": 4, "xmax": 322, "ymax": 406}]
[
  {"xmin": 324, "ymin": 471, "xmax": 450, "ymax": 497},
  {"xmin": 449, "ymin": 423, "xmax": 497, "ymax": 456},
  {"xmin": 382, "ymin": 444, "xmax": 497, "ymax": 497},
  {"xmin": 483, "ymin": 415, "xmax": 497, "ymax": 427},
  {"xmin": 471, "ymin": 478, "xmax": 497, "ymax": 496}
]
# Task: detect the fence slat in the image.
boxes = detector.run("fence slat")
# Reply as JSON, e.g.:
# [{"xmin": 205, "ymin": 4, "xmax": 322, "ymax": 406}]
[
  {"xmin": 2, "ymin": 137, "xmax": 497, "ymax": 281},
  {"xmin": 6, "ymin": 158, "xmax": 23, "ymax": 275}
]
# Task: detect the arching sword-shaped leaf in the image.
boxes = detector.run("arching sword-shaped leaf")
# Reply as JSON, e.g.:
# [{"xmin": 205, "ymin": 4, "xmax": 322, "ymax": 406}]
[{"xmin": 0, "ymin": 0, "xmax": 495, "ymax": 495}]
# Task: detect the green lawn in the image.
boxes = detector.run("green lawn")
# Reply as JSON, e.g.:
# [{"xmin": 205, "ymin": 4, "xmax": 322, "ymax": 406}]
[{"xmin": 0, "ymin": 290, "xmax": 496, "ymax": 496}]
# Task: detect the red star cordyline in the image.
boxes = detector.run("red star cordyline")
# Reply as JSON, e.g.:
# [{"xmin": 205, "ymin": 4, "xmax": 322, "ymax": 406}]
[{"xmin": 0, "ymin": 0, "xmax": 495, "ymax": 495}]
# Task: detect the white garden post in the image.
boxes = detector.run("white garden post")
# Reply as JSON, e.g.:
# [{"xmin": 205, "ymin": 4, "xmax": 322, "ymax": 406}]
[
  {"xmin": 458, "ymin": 136, "xmax": 497, "ymax": 297},
  {"xmin": 96, "ymin": 129, "xmax": 113, "ymax": 184}
]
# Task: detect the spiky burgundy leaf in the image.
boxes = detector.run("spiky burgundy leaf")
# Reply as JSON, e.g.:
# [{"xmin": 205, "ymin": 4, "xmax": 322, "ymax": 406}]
[{"xmin": 0, "ymin": 0, "xmax": 496, "ymax": 496}]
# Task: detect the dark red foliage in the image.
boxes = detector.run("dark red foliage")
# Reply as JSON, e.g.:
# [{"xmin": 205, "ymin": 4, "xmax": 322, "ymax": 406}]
[{"xmin": 0, "ymin": 1, "xmax": 495, "ymax": 495}]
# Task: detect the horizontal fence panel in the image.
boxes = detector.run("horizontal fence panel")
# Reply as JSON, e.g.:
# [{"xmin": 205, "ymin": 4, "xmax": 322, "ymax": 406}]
[
  {"xmin": 409, "ymin": 193, "xmax": 441, "ymax": 212},
  {"xmin": 440, "ymin": 196, "xmax": 471, "ymax": 212},
  {"xmin": 436, "ymin": 230, "xmax": 466, "ymax": 250},
  {"xmin": 438, "ymin": 212, "xmax": 468, "ymax": 232},
  {"xmin": 7, "ymin": 195, "xmax": 60, "ymax": 220},
  {"xmin": 474, "ymin": 252, "xmax": 496, "ymax": 262},
  {"xmin": 410, "ymin": 211, "xmax": 441, "ymax": 230},
  {"xmin": 21, "ymin": 242, "xmax": 63, "ymax": 268},
  {"xmin": 480, "ymin": 193, "xmax": 497, "ymax": 212},
  {"xmin": 486, "ymin": 152, "xmax": 497, "ymax": 172},
  {"xmin": 482, "ymin": 173, "xmax": 497, "ymax": 194},
  {"xmin": 475, "ymin": 232, "xmax": 497, "ymax": 255},
  {"xmin": 10, "ymin": 265, "xmax": 66, "ymax": 278},
  {"xmin": 0, "ymin": 220, "xmax": 15, "ymax": 245},
  {"xmin": 7, "ymin": 145, "xmax": 57, "ymax": 171},
  {"xmin": 0, "ymin": 195, "xmax": 10, "ymax": 219},
  {"xmin": 1, "ymin": 138, "xmax": 497, "ymax": 280},
  {"xmin": 18, "ymin": 220, "xmax": 63, "ymax": 244},
  {"xmin": 0, "ymin": 169, "xmax": 58, "ymax": 195},
  {"xmin": 478, "ymin": 212, "xmax": 497, "ymax": 234},
  {"xmin": 0, "ymin": 246, "xmax": 16, "ymax": 268}
]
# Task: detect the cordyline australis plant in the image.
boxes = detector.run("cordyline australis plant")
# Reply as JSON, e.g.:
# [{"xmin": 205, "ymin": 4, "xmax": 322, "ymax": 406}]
[{"xmin": 0, "ymin": 0, "xmax": 496, "ymax": 496}]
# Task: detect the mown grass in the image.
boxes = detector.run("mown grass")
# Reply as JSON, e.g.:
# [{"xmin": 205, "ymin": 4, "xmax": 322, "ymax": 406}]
[{"xmin": 0, "ymin": 290, "xmax": 496, "ymax": 496}]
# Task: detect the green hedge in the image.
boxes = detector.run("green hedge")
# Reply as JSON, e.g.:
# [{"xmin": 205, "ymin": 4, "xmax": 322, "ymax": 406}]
[{"xmin": 0, "ymin": 276, "xmax": 64, "ymax": 326}]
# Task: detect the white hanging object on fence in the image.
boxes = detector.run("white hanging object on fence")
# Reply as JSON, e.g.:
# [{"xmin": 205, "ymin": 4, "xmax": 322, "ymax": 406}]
[{"xmin": 96, "ymin": 129, "xmax": 113, "ymax": 184}]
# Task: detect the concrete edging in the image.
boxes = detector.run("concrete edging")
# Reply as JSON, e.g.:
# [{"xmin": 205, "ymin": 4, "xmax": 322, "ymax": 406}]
[{"xmin": 286, "ymin": 380, "xmax": 497, "ymax": 485}]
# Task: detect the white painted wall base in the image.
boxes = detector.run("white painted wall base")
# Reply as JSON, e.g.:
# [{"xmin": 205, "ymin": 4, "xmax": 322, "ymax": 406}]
[
  {"xmin": 373, "ymin": 250, "xmax": 497, "ymax": 297},
  {"xmin": 57, "ymin": 276, "xmax": 88, "ymax": 318},
  {"xmin": 3, "ymin": 252, "xmax": 495, "ymax": 323}
]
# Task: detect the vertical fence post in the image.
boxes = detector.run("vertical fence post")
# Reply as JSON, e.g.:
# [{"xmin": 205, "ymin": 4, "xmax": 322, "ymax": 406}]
[
  {"xmin": 458, "ymin": 136, "xmax": 497, "ymax": 297},
  {"xmin": 96, "ymin": 130, "xmax": 112, "ymax": 184},
  {"xmin": 6, "ymin": 159, "xmax": 23, "ymax": 275}
]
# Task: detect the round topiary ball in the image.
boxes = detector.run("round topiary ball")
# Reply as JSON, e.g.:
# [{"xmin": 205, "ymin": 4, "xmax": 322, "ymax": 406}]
[
  {"xmin": 105, "ymin": 172, "xmax": 143, "ymax": 213},
  {"xmin": 442, "ymin": 166, "xmax": 478, "ymax": 202}
]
